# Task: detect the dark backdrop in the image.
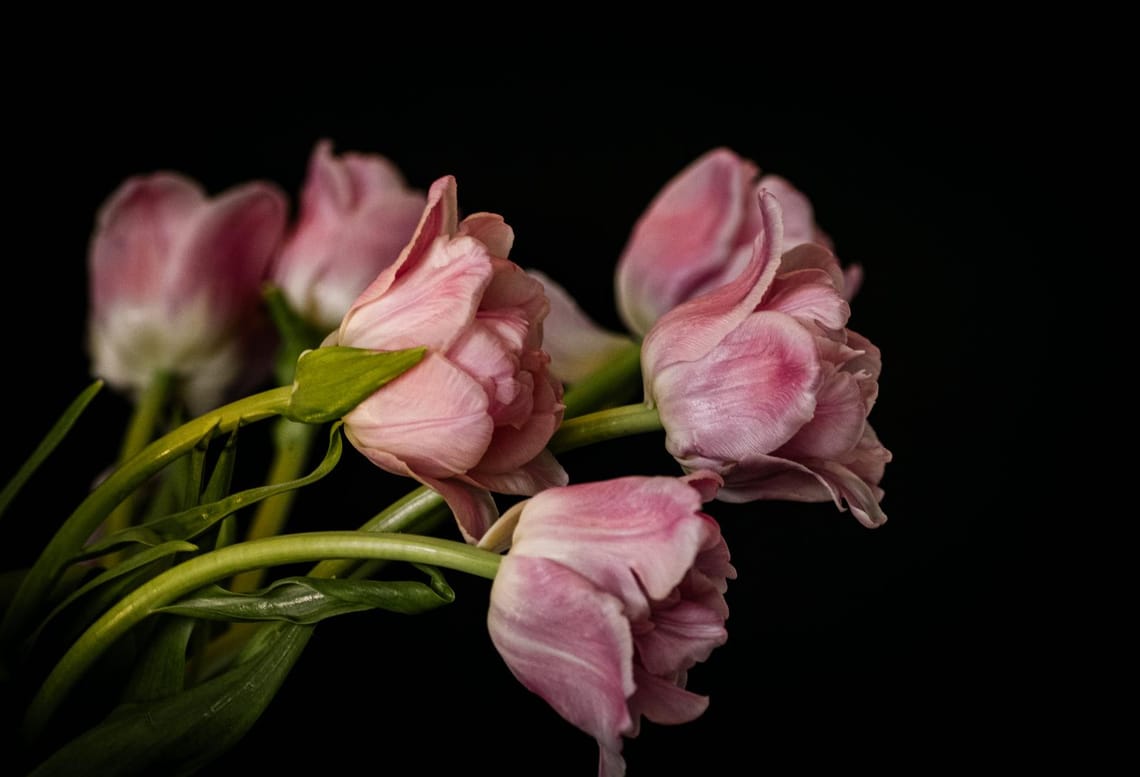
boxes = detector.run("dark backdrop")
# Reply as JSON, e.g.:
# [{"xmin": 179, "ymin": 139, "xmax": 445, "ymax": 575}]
[{"xmin": 2, "ymin": 77, "xmax": 1063, "ymax": 774}]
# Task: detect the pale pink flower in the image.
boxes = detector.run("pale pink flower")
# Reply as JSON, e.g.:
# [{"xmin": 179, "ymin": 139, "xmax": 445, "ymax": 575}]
[
  {"xmin": 487, "ymin": 472, "xmax": 734, "ymax": 777},
  {"xmin": 328, "ymin": 176, "xmax": 567, "ymax": 543},
  {"xmin": 616, "ymin": 147, "xmax": 834, "ymax": 337},
  {"xmin": 272, "ymin": 140, "xmax": 426, "ymax": 332},
  {"xmin": 642, "ymin": 191, "xmax": 891, "ymax": 528},
  {"xmin": 87, "ymin": 172, "xmax": 288, "ymax": 413}
]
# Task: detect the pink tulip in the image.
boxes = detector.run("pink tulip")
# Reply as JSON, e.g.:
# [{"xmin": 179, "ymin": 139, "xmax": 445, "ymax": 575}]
[
  {"xmin": 88, "ymin": 172, "xmax": 288, "ymax": 413},
  {"xmin": 487, "ymin": 472, "xmax": 735, "ymax": 777},
  {"xmin": 272, "ymin": 140, "xmax": 427, "ymax": 332},
  {"xmin": 616, "ymin": 147, "xmax": 833, "ymax": 337},
  {"xmin": 642, "ymin": 190, "xmax": 891, "ymax": 528},
  {"xmin": 328, "ymin": 175, "xmax": 567, "ymax": 543}
]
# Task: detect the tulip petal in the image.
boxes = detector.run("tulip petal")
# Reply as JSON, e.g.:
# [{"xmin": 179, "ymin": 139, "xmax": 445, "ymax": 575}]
[
  {"xmin": 459, "ymin": 212, "xmax": 515, "ymax": 257},
  {"xmin": 488, "ymin": 556, "xmax": 635, "ymax": 769},
  {"xmin": 342, "ymin": 352, "xmax": 493, "ymax": 479},
  {"xmin": 654, "ymin": 310, "xmax": 821, "ymax": 468},
  {"xmin": 764, "ymin": 268, "xmax": 851, "ymax": 333},
  {"xmin": 338, "ymin": 235, "xmax": 494, "ymax": 352},
  {"xmin": 617, "ymin": 148, "xmax": 758, "ymax": 336},
  {"xmin": 641, "ymin": 191, "xmax": 784, "ymax": 390},
  {"xmin": 778, "ymin": 367, "xmax": 867, "ymax": 461},
  {"xmin": 628, "ymin": 665, "xmax": 710, "ymax": 726},
  {"xmin": 89, "ymin": 173, "xmax": 205, "ymax": 313},
  {"xmin": 529, "ymin": 269, "xmax": 637, "ymax": 385},
  {"xmin": 467, "ymin": 447, "xmax": 568, "ymax": 497},
  {"xmin": 634, "ymin": 600, "xmax": 728, "ymax": 675},
  {"xmin": 173, "ymin": 181, "xmax": 288, "ymax": 316},
  {"xmin": 758, "ymin": 174, "xmax": 831, "ymax": 250},
  {"xmin": 509, "ymin": 477, "xmax": 714, "ymax": 619}
]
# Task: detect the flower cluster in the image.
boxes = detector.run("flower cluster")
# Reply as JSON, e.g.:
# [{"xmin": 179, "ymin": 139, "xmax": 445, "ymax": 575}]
[{"xmin": 2, "ymin": 142, "xmax": 890, "ymax": 777}]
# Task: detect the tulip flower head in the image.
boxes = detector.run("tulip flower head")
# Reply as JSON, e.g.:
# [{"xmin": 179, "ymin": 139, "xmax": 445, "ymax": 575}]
[
  {"xmin": 329, "ymin": 175, "xmax": 567, "ymax": 543},
  {"xmin": 87, "ymin": 173, "xmax": 288, "ymax": 413},
  {"xmin": 487, "ymin": 472, "xmax": 735, "ymax": 777},
  {"xmin": 272, "ymin": 140, "xmax": 427, "ymax": 333},
  {"xmin": 642, "ymin": 190, "xmax": 891, "ymax": 528},
  {"xmin": 616, "ymin": 147, "xmax": 833, "ymax": 337}
]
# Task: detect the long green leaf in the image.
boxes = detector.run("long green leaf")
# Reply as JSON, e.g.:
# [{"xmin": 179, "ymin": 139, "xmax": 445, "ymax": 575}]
[
  {"xmin": 27, "ymin": 622, "xmax": 314, "ymax": 777},
  {"xmin": 0, "ymin": 380, "xmax": 103, "ymax": 521},
  {"xmin": 83, "ymin": 424, "xmax": 343, "ymax": 557},
  {"xmin": 156, "ymin": 571, "xmax": 455, "ymax": 624}
]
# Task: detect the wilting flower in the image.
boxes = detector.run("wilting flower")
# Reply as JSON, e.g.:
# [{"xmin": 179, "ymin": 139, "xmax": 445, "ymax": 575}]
[
  {"xmin": 642, "ymin": 191, "xmax": 891, "ymax": 527},
  {"xmin": 328, "ymin": 175, "xmax": 567, "ymax": 543},
  {"xmin": 487, "ymin": 472, "xmax": 734, "ymax": 777},
  {"xmin": 616, "ymin": 147, "xmax": 833, "ymax": 337},
  {"xmin": 272, "ymin": 139, "xmax": 426, "ymax": 332},
  {"xmin": 87, "ymin": 172, "xmax": 288, "ymax": 413}
]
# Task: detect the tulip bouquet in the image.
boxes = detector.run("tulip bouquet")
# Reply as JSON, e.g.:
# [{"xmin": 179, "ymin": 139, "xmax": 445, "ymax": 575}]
[{"xmin": 1, "ymin": 141, "xmax": 890, "ymax": 776}]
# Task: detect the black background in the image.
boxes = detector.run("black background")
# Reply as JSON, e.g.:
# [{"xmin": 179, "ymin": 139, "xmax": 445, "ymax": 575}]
[{"xmin": 1, "ymin": 75, "xmax": 1069, "ymax": 774}]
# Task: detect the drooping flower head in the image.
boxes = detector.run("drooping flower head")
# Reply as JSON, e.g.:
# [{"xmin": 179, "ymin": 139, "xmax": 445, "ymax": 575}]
[
  {"xmin": 487, "ymin": 472, "xmax": 735, "ymax": 777},
  {"xmin": 642, "ymin": 190, "xmax": 891, "ymax": 527},
  {"xmin": 329, "ymin": 176, "xmax": 567, "ymax": 542},
  {"xmin": 88, "ymin": 173, "xmax": 288, "ymax": 413},
  {"xmin": 272, "ymin": 139, "xmax": 426, "ymax": 333}
]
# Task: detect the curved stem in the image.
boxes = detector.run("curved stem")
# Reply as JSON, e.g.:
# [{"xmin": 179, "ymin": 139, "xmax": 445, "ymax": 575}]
[
  {"xmin": 0, "ymin": 386, "xmax": 294, "ymax": 654},
  {"xmin": 24, "ymin": 530, "xmax": 501, "ymax": 739},
  {"xmin": 549, "ymin": 402, "xmax": 662, "ymax": 453},
  {"xmin": 560, "ymin": 340, "xmax": 642, "ymax": 419}
]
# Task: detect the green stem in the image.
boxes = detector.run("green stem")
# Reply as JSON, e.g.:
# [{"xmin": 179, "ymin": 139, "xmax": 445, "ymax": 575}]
[
  {"xmin": 230, "ymin": 420, "xmax": 320, "ymax": 593},
  {"xmin": 549, "ymin": 402, "xmax": 662, "ymax": 453},
  {"xmin": 101, "ymin": 370, "xmax": 175, "ymax": 557},
  {"xmin": 24, "ymin": 531, "xmax": 500, "ymax": 739},
  {"xmin": 0, "ymin": 386, "xmax": 294, "ymax": 655},
  {"xmin": 560, "ymin": 340, "xmax": 642, "ymax": 419}
]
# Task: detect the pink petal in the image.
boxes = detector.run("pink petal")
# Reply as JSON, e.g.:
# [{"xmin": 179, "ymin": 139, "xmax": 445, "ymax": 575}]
[
  {"xmin": 716, "ymin": 453, "xmax": 840, "ymax": 505},
  {"xmin": 459, "ymin": 212, "xmax": 515, "ymax": 257},
  {"xmin": 628, "ymin": 665, "xmax": 710, "ymax": 727},
  {"xmin": 813, "ymin": 459, "xmax": 889, "ymax": 528},
  {"xmin": 758, "ymin": 174, "xmax": 830, "ymax": 250},
  {"xmin": 641, "ymin": 191, "xmax": 784, "ymax": 389},
  {"xmin": 488, "ymin": 556, "xmax": 634, "ymax": 759},
  {"xmin": 616, "ymin": 148, "xmax": 759, "ymax": 336},
  {"xmin": 474, "ymin": 358, "xmax": 564, "ymax": 473},
  {"xmin": 778, "ymin": 366, "xmax": 868, "ymax": 460},
  {"xmin": 635, "ymin": 600, "xmax": 728, "ymax": 675},
  {"xmin": 527, "ymin": 269, "xmax": 637, "ymax": 385},
  {"xmin": 89, "ymin": 173, "xmax": 205, "ymax": 313},
  {"xmin": 467, "ymin": 447, "xmax": 568, "ymax": 497},
  {"xmin": 776, "ymin": 242, "xmax": 845, "ymax": 290},
  {"xmin": 509, "ymin": 477, "xmax": 715, "ymax": 619},
  {"xmin": 415, "ymin": 475, "xmax": 500, "ymax": 544},
  {"xmin": 653, "ymin": 311, "xmax": 821, "ymax": 468},
  {"xmin": 342, "ymin": 351, "xmax": 493, "ymax": 479},
  {"xmin": 172, "ymin": 181, "xmax": 288, "ymax": 319},
  {"xmin": 337, "ymin": 235, "xmax": 494, "ymax": 352},
  {"xmin": 763, "ymin": 268, "xmax": 851, "ymax": 333}
]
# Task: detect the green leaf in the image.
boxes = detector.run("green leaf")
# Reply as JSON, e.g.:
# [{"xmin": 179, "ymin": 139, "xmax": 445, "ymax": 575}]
[
  {"xmin": 83, "ymin": 424, "xmax": 343, "ymax": 556},
  {"xmin": 0, "ymin": 380, "xmax": 103, "ymax": 521},
  {"xmin": 26, "ymin": 622, "xmax": 314, "ymax": 777},
  {"xmin": 156, "ymin": 572, "xmax": 455, "ymax": 624},
  {"xmin": 120, "ymin": 615, "xmax": 196, "ymax": 704},
  {"xmin": 27, "ymin": 542, "xmax": 199, "ymax": 652},
  {"xmin": 286, "ymin": 345, "xmax": 426, "ymax": 423}
]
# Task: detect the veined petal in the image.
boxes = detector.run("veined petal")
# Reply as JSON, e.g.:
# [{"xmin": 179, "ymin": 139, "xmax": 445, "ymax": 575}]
[
  {"xmin": 641, "ymin": 192, "xmax": 784, "ymax": 392},
  {"xmin": 628, "ymin": 665, "xmax": 710, "ymax": 727},
  {"xmin": 654, "ymin": 311, "xmax": 820, "ymax": 467},
  {"xmin": 509, "ymin": 477, "xmax": 714, "ymax": 619},
  {"xmin": 338, "ymin": 235, "xmax": 494, "ymax": 352},
  {"xmin": 342, "ymin": 352, "xmax": 493, "ymax": 479},
  {"xmin": 758, "ymin": 174, "xmax": 830, "ymax": 250},
  {"xmin": 764, "ymin": 268, "xmax": 851, "ymax": 333},
  {"xmin": 617, "ymin": 148, "xmax": 757, "ymax": 336},
  {"xmin": 488, "ymin": 557, "xmax": 635, "ymax": 763},
  {"xmin": 459, "ymin": 212, "xmax": 515, "ymax": 257},
  {"xmin": 779, "ymin": 367, "xmax": 867, "ymax": 460},
  {"xmin": 635, "ymin": 600, "xmax": 728, "ymax": 675}
]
